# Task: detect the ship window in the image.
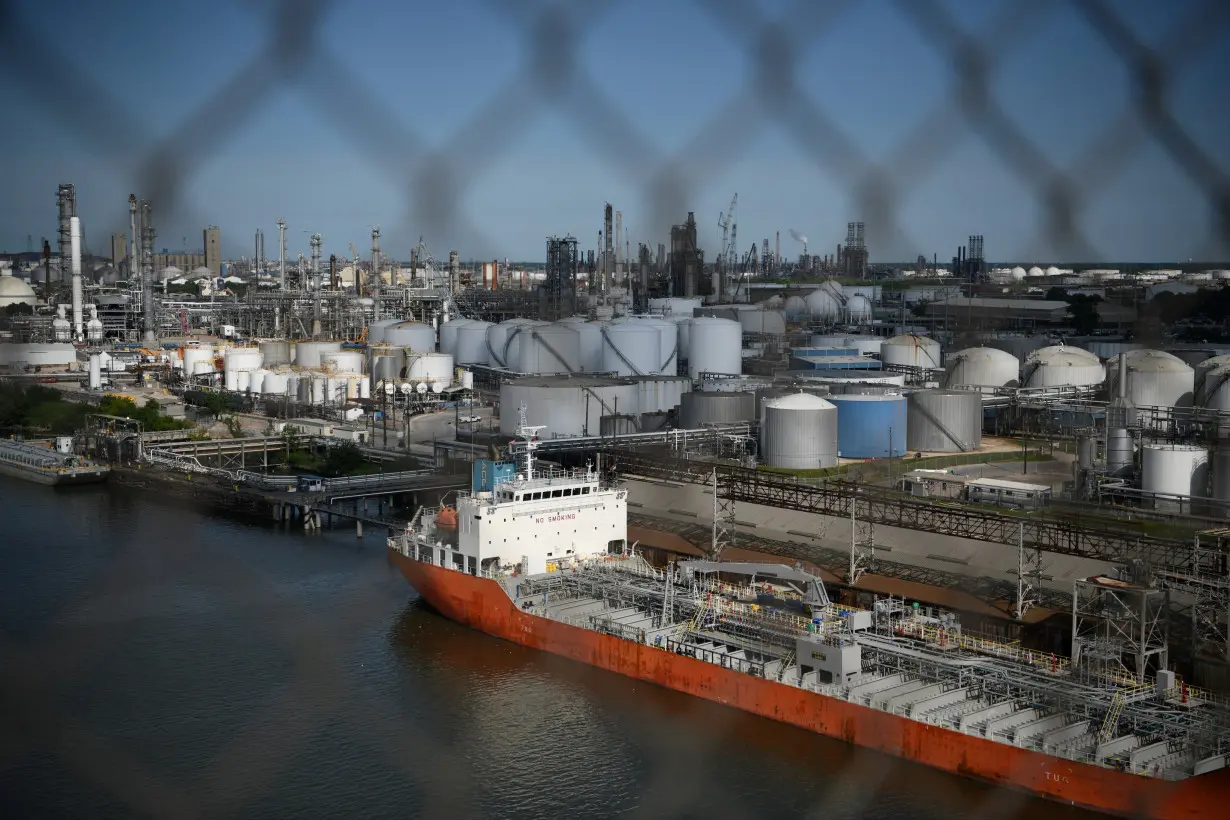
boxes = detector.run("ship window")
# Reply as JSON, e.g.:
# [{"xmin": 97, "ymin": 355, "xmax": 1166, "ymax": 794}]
[{"xmin": 551, "ymin": 490, "xmax": 562, "ymax": 498}]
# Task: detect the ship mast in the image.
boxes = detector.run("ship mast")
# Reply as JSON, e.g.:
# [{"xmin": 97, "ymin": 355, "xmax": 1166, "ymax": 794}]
[{"xmin": 514, "ymin": 403, "xmax": 545, "ymax": 481}]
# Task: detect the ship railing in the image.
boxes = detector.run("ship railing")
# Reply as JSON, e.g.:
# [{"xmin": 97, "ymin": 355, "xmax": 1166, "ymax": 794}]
[
  {"xmin": 893, "ymin": 618, "xmax": 1071, "ymax": 674},
  {"xmin": 664, "ymin": 638, "xmax": 768, "ymax": 678}
]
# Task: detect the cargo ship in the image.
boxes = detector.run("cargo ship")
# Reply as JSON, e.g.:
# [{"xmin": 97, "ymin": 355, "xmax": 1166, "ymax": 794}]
[
  {"xmin": 0, "ymin": 437, "xmax": 111, "ymax": 485},
  {"xmin": 389, "ymin": 415, "xmax": 1228, "ymax": 818}
]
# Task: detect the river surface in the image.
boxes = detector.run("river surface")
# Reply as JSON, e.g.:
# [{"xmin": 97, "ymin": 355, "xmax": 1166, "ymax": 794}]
[{"xmin": 0, "ymin": 476, "xmax": 1095, "ymax": 819}]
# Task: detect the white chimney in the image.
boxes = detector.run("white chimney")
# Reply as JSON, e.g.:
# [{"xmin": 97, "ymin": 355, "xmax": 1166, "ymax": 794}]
[{"xmin": 70, "ymin": 216, "xmax": 83, "ymax": 342}]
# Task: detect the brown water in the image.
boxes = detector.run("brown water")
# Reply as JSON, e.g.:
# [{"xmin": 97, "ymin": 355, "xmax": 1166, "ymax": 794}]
[{"xmin": 0, "ymin": 476, "xmax": 1097, "ymax": 819}]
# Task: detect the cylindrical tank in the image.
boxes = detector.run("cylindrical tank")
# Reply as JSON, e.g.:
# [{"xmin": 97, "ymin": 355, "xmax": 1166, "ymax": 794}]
[
  {"xmin": 372, "ymin": 352, "xmax": 404, "ymax": 383},
  {"xmin": 224, "ymin": 369, "xmax": 238, "ymax": 391},
  {"xmin": 634, "ymin": 376, "xmax": 691, "ymax": 414},
  {"xmin": 248, "ymin": 370, "xmax": 265, "ymax": 394},
  {"xmin": 881, "ymin": 335, "xmax": 942, "ymax": 369},
  {"xmin": 437, "ymin": 318, "xmax": 471, "ymax": 357},
  {"xmin": 1105, "ymin": 350, "xmax": 1194, "ymax": 409},
  {"xmin": 845, "ymin": 295, "xmax": 873, "ymax": 324},
  {"xmin": 906, "ymin": 390, "xmax": 983, "ymax": 453},
  {"xmin": 760, "ymin": 393, "xmax": 839, "ymax": 469},
  {"xmin": 1202, "ymin": 365, "xmax": 1230, "ymax": 411},
  {"xmin": 566, "ymin": 321, "xmax": 604, "ymax": 372},
  {"xmin": 383, "ymin": 321, "xmax": 436, "ymax": 352},
  {"xmin": 943, "ymin": 347, "xmax": 1020, "ymax": 392},
  {"xmin": 737, "ymin": 309, "xmax": 787, "ymax": 335},
  {"xmin": 88, "ymin": 353, "xmax": 101, "ymax": 390},
  {"xmin": 236, "ymin": 370, "xmax": 251, "ymax": 392},
  {"xmin": 1022, "ymin": 346, "xmax": 1104, "ymax": 388},
  {"xmin": 262, "ymin": 371, "xmax": 288, "ymax": 396},
  {"xmin": 1212, "ymin": 449, "xmax": 1230, "ymax": 518},
  {"xmin": 452, "ymin": 320, "xmax": 491, "ymax": 365},
  {"xmin": 498, "ymin": 376, "xmax": 639, "ymax": 437},
  {"xmin": 1195, "ymin": 355, "xmax": 1230, "ymax": 405},
  {"xmin": 648, "ymin": 297, "xmax": 701, "ymax": 317},
  {"xmin": 634, "ymin": 316, "xmax": 680, "ymax": 374},
  {"xmin": 293, "ymin": 341, "xmax": 343, "ymax": 368},
  {"xmin": 687, "ymin": 317, "xmax": 743, "ymax": 379},
  {"xmin": 321, "ymin": 350, "xmax": 364, "ymax": 374},
  {"xmin": 183, "ymin": 347, "xmax": 216, "ymax": 375},
  {"xmin": 223, "ymin": 347, "xmax": 263, "ymax": 373},
  {"xmin": 829, "ymin": 394, "xmax": 908, "ymax": 458},
  {"xmin": 1077, "ymin": 435, "xmax": 1096, "ymax": 471},
  {"xmin": 600, "ymin": 320, "xmax": 662, "ymax": 377},
  {"xmin": 600, "ymin": 414, "xmax": 639, "ymax": 436},
  {"xmin": 460, "ymin": 370, "xmax": 474, "ymax": 390},
  {"xmin": 258, "ymin": 340, "xmax": 292, "ymax": 366},
  {"xmin": 678, "ymin": 391, "xmax": 755, "ymax": 428},
  {"xmin": 1106, "ymin": 429, "xmax": 1134, "ymax": 477},
  {"xmin": 325, "ymin": 376, "xmax": 349, "ymax": 404},
  {"xmin": 1142, "ymin": 444, "xmax": 1208, "ymax": 511},
  {"xmin": 311, "ymin": 375, "xmax": 327, "ymax": 404},
  {"xmin": 804, "ymin": 288, "xmax": 840, "ymax": 320},
  {"xmin": 359, "ymin": 378, "xmax": 371, "ymax": 400},
  {"xmin": 406, "ymin": 352, "xmax": 455, "ymax": 387},
  {"xmin": 485, "ymin": 319, "xmax": 534, "ymax": 368},
  {"xmin": 513, "ymin": 323, "xmax": 582, "ymax": 374}
]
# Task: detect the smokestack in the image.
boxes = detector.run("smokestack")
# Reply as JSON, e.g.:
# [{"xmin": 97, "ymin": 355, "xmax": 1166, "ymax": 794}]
[
  {"xmin": 1117, "ymin": 352, "xmax": 1127, "ymax": 400},
  {"xmin": 775, "ymin": 232, "xmax": 780, "ymax": 271},
  {"xmin": 70, "ymin": 216, "xmax": 83, "ymax": 342},
  {"xmin": 42, "ymin": 239, "xmax": 51, "ymax": 292}
]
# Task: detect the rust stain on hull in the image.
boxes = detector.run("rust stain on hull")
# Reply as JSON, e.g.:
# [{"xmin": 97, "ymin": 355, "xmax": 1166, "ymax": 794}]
[{"xmin": 391, "ymin": 550, "xmax": 1227, "ymax": 818}]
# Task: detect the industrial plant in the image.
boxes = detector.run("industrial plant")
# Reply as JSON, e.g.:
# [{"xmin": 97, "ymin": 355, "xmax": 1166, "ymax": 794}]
[{"xmin": 4, "ymin": 182, "xmax": 1230, "ymax": 796}]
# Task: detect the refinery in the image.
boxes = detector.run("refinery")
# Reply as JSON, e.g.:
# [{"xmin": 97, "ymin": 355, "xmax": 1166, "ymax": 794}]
[{"xmin": 4, "ymin": 184, "xmax": 1230, "ymax": 816}]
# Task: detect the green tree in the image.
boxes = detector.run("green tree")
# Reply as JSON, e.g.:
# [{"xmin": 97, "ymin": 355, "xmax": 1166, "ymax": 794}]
[{"xmin": 320, "ymin": 441, "xmax": 365, "ymax": 477}]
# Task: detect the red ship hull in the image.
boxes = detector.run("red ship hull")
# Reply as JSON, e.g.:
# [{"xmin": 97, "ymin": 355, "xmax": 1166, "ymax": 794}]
[{"xmin": 390, "ymin": 550, "xmax": 1225, "ymax": 818}]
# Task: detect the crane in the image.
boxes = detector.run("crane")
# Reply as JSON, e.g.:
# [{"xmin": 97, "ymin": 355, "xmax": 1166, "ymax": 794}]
[{"xmin": 716, "ymin": 193, "xmax": 737, "ymax": 297}]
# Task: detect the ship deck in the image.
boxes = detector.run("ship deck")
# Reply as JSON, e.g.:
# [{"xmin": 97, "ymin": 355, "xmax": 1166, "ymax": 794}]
[{"xmin": 482, "ymin": 554, "xmax": 1230, "ymax": 784}]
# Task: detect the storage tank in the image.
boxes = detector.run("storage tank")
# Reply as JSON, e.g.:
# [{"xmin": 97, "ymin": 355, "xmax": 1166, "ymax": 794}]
[
  {"xmin": 600, "ymin": 414, "xmax": 639, "ymax": 436},
  {"xmin": 366, "ymin": 317, "xmax": 404, "ymax": 345},
  {"xmin": 759, "ymin": 393, "xmax": 839, "ymax": 470},
  {"xmin": 294, "ymin": 341, "xmax": 343, "ymax": 368},
  {"xmin": 498, "ymin": 376, "xmax": 639, "ymax": 437},
  {"xmin": 1212, "ymin": 448, "xmax": 1230, "ymax": 518},
  {"xmin": 259, "ymin": 340, "xmax": 292, "ymax": 366},
  {"xmin": 881, "ymin": 335, "xmax": 942, "ymax": 369},
  {"xmin": 183, "ymin": 346, "xmax": 216, "ymax": 375},
  {"xmin": 262, "ymin": 371, "xmax": 288, "ymax": 396},
  {"xmin": 829, "ymin": 394, "xmax": 908, "ymax": 458},
  {"xmin": 1201, "ymin": 364, "xmax": 1230, "ymax": 411},
  {"xmin": 248, "ymin": 370, "xmax": 265, "ymax": 394},
  {"xmin": 669, "ymin": 316, "xmax": 692, "ymax": 363},
  {"xmin": 486, "ymin": 318, "xmax": 534, "ymax": 368},
  {"xmin": 371, "ymin": 352, "xmax": 404, "ymax": 383},
  {"xmin": 737, "ymin": 309, "xmax": 787, "ymax": 335},
  {"xmin": 1142, "ymin": 444, "xmax": 1208, "ymax": 511},
  {"xmin": 569, "ymin": 321, "xmax": 604, "ymax": 372},
  {"xmin": 1105, "ymin": 350, "xmax": 1194, "ymax": 410},
  {"xmin": 382, "ymin": 321, "xmax": 435, "ymax": 352},
  {"xmin": 600, "ymin": 320, "xmax": 662, "ymax": 376},
  {"xmin": 687, "ymin": 317, "xmax": 743, "ymax": 379},
  {"xmin": 236, "ymin": 370, "xmax": 251, "ymax": 392},
  {"xmin": 783, "ymin": 295, "xmax": 807, "ymax": 318},
  {"xmin": 223, "ymin": 347, "xmax": 263, "ymax": 373},
  {"xmin": 845, "ymin": 295, "xmax": 873, "ymax": 324},
  {"xmin": 437, "ymin": 318, "xmax": 472, "ymax": 357},
  {"xmin": 634, "ymin": 376, "xmax": 691, "ymax": 414},
  {"xmin": 803, "ymin": 288, "xmax": 840, "ymax": 320},
  {"xmin": 906, "ymin": 390, "xmax": 983, "ymax": 452},
  {"xmin": 406, "ymin": 352, "xmax": 454, "ymax": 387},
  {"xmin": 679, "ymin": 391, "xmax": 756, "ymax": 428},
  {"xmin": 513, "ymin": 323, "xmax": 581, "ymax": 374},
  {"xmin": 1194, "ymin": 355, "xmax": 1230, "ymax": 404},
  {"xmin": 634, "ymin": 316, "xmax": 680, "ymax": 374},
  {"xmin": 325, "ymin": 376, "xmax": 349, "ymax": 404},
  {"xmin": 648, "ymin": 297, "xmax": 701, "ymax": 317},
  {"xmin": 321, "ymin": 350, "xmax": 364, "ymax": 374},
  {"xmin": 1022, "ymin": 345, "xmax": 1104, "ymax": 388},
  {"xmin": 453, "ymin": 320, "xmax": 492, "ymax": 365},
  {"xmin": 943, "ymin": 347, "xmax": 1020, "ymax": 392}
]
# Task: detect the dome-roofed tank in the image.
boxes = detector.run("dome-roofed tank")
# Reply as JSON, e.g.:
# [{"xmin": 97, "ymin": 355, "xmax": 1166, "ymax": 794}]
[
  {"xmin": 1022, "ymin": 345, "xmax": 1104, "ymax": 388},
  {"xmin": 1201, "ymin": 364, "xmax": 1230, "ymax": 411},
  {"xmin": 499, "ymin": 375, "xmax": 639, "ymax": 437},
  {"xmin": 943, "ymin": 347, "xmax": 1020, "ymax": 392},
  {"xmin": 1195, "ymin": 354, "xmax": 1230, "ymax": 405},
  {"xmin": 804, "ymin": 287, "xmax": 840, "ymax": 320},
  {"xmin": 881, "ymin": 334, "xmax": 942, "ymax": 369},
  {"xmin": 679, "ymin": 391, "xmax": 755, "ymax": 428},
  {"xmin": 783, "ymin": 295, "xmax": 807, "ymax": 318},
  {"xmin": 382, "ymin": 320, "xmax": 435, "ymax": 352},
  {"xmin": 513, "ymin": 323, "xmax": 582, "ymax": 374},
  {"xmin": 845, "ymin": 294, "xmax": 873, "ymax": 324},
  {"xmin": 829, "ymin": 394, "xmax": 907, "ymax": 458},
  {"xmin": 1105, "ymin": 350, "xmax": 1194, "ymax": 409},
  {"xmin": 906, "ymin": 389, "xmax": 983, "ymax": 453},
  {"xmin": 453, "ymin": 319, "xmax": 492, "ymax": 365},
  {"xmin": 760, "ymin": 393, "xmax": 839, "ymax": 470},
  {"xmin": 687, "ymin": 317, "xmax": 743, "ymax": 379},
  {"xmin": 600, "ymin": 319, "xmax": 662, "ymax": 377}
]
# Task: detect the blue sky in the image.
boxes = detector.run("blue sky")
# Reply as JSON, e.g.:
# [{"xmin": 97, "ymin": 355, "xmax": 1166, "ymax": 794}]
[{"xmin": 1, "ymin": 0, "xmax": 1226, "ymax": 264}]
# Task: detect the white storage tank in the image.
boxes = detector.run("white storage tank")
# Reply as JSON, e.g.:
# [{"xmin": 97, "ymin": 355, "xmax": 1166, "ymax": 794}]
[
  {"xmin": 804, "ymin": 287, "xmax": 840, "ymax": 320},
  {"xmin": 223, "ymin": 346, "xmax": 263, "ymax": 373},
  {"xmin": 366, "ymin": 317, "xmax": 404, "ymax": 345},
  {"xmin": 248, "ymin": 369, "xmax": 266, "ymax": 394},
  {"xmin": 906, "ymin": 389, "xmax": 983, "ymax": 453},
  {"xmin": 567, "ymin": 321, "xmax": 604, "ymax": 372},
  {"xmin": 600, "ymin": 320, "xmax": 662, "ymax": 377},
  {"xmin": 236, "ymin": 370, "xmax": 252, "ymax": 392},
  {"xmin": 437, "ymin": 318, "xmax": 472, "ymax": 358},
  {"xmin": 1142, "ymin": 444, "xmax": 1208, "ymax": 511},
  {"xmin": 294, "ymin": 341, "xmax": 343, "ymax": 368},
  {"xmin": 634, "ymin": 376, "xmax": 691, "ymax": 414},
  {"xmin": 648, "ymin": 297, "xmax": 701, "ymax": 317},
  {"xmin": 513, "ymin": 323, "xmax": 582, "ymax": 374},
  {"xmin": 258, "ymin": 340, "xmax": 292, "ymax": 366},
  {"xmin": 182, "ymin": 347, "xmax": 215, "ymax": 376},
  {"xmin": 1022, "ymin": 345, "xmax": 1104, "ymax": 389},
  {"xmin": 670, "ymin": 316, "xmax": 692, "ymax": 362},
  {"xmin": 1195, "ymin": 354, "xmax": 1230, "ymax": 405},
  {"xmin": 499, "ymin": 376, "xmax": 639, "ymax": 437},
  {"xmin": 382, "ymin": 321, "xmax": 435, "ymax": 353},
  {"xmin": 783, "ymin": 295, "xmax": 807, "ymax": 318},
  {"xmin": 687, "ymin": 317, "xmax": 743, "ymax": 379},
  {"xmin": 1201, "ymin": 364, "xmax": 1230, "ymax": 411},
  {"xmin": 454, "ymin": 320, "xmax": 492, "ymax": 365},
  {"xmin": 262, "ymin": 371, "xmax": 288, "ymax": 396},
  {"xmin": 679, "ymin": 391, "xmax": 755, "ymax": 428},
  {"xmin": 371, "ymin": 350, "xmax": 404, "ymax": 383},
  {"xmin": 737, "ymin": 309, "xmax": 787, "ymax": 335},
  {"xmin": 1105, "ymin": 350, "xmax": 1194, "ymax": 409},
  {"xmin": 881, "ymin": 335, "xmax": 942, "ymax": 369},
  {"xmin": 760, "ymin": 393, "xmax": 839, "ymax": 469},
  {"xmin": 326, "ymin": 376, "xmax": 349, "ymax": 404},
  {"xmin": 321, "ymin": 350, "xmax": 364, "ymax": 374},
  {"xmin": 636, "ymin": 316, "xmax": 680, "ymax": 374},
  {"xmin": 486, "ymin": 318, "xmax": 534, "ymax": 368},
  {"xmin": 845, "ymin": 294, "xmax": 873, "ymax": 324},
  {"xmin": 942, "ymin": 347, "xmax": 1020, "ymax": 392},
  {"xmin": 406, "ymin": 352, "xmax": 455, "ymax": 388}
]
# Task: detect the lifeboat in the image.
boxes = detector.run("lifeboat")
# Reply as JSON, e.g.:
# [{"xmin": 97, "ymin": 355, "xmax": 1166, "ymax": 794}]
[{"xmin": 436, "ymin": 506, "xmax": 458, "ymax": 529}]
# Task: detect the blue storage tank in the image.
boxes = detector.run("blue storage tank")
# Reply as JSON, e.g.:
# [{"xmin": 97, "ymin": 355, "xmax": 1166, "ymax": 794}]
[
  {"xmin": 830, "ymin": 394, "xmax": 907, "ymax": 458},
  {"xmin": 472, "ymin": 459, "xmax": 516, "ymax": 493}
]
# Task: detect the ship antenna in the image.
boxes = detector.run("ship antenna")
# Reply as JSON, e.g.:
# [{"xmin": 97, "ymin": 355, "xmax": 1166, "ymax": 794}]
[{"xmin": 515, "ymin": 402, "xmax": 545, "ymax": 481}]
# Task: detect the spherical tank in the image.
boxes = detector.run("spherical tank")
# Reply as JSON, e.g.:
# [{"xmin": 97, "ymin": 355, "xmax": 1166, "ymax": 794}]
[
  {"xmin": 1194, "ymin": 355, "xmax": 1230, "ymax": 405},
  {"xmin": 687, "ymin": 317, "xmax": 743, "ymax": 379},
  {"xmin": 571, "ymin": 322, "xmax": 604, "ymax": 372},
  {"xmin": 804, "ymin": 288, "xmax": 840, "ymax": 320},
  {"xmin": 829, "ymin": 394, "xmax": 908, "ymax": 458},
  {"xmin": 366, "ymin": 318, "xmax": 404, "ymax": 345},
  {"xmin": 437, "ymin": 318, "xmax": 472, "ymax": 357},
  {"xmin": 1142, "ymin": 444, "xmax": 1208, "ymax": 509},
  {"xmin": 906, "ymin": 390, "xmax": 983, "ymax": 453},
  {"xmin": 600, "ymin": 320, "xmax": 661, "ymax": 377},
  {"xmin": 406, "ymin": 352, "xmax": 455, "ymax": 387},
  {"xmin": 498, "ymin": 376, "xmax": 639, "ymax": 437},
  {"xmin": 293, "ymin": 341, "xmax": 343, "ymax": 368},
  {"xmin": 760, "ymin": 393, "xmax": 839, "ymax": 469},
  {"xmin": 321, "ymin": 350, "xmax": 364, "ymax": 374},
  {"xmin": 1105, "ymin": 350, "xmax": 1193, "ymax": 409},
  {"xmin": 783, "ymin": 295, "xmax": 807, "ymax": 318},
  {"xmin": 453, "ymin": 320, "xmax": 492, "ymax": 365},
  {"xmin": 679, "ymin": 391, "xmax": 756, "ymax": 428},
  {"xmin": 514, "ymin": 323, "xmax": 582, "ymax": 374},
  {"xmin": 737, "ymin": 309, "xmax": 787, "ymax": 335},
  {"xmin": 881, "ymin": 335, "xmax": 942, "ymax": 369},
  {"xmin": 942, "ymin": 347, "xmax": 1020, "ymax": 392},
  {"xmin": 1212, "ymin": 449, "xmax": 1230, "ymax": 518},
  {"xmin": 845, "ymin": 295, "xmax": 873, "ymax": 324},
  {"xmin": 1022, "ymin": 347, "xmax": 1104, "ymax": 389},
  {"xmin": 634, "ymin": 376, "xmax": 691, "ymax": 414},
  {"xmin": 382, "ymin": 321, "xmax": 435, "ymax": 353},
  {"xmin": 261, "ymin": 371, "xmax": 288, "ymax": 396},
  {"xmin": 258, "ymin": 340, "xmax": 292, "ymax": 366}
]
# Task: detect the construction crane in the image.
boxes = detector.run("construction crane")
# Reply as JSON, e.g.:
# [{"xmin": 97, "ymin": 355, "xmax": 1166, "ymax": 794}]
[{"xmin": 717, "ymin": 193, "xmax": 738, "ymax": 297}]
